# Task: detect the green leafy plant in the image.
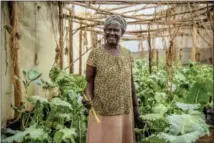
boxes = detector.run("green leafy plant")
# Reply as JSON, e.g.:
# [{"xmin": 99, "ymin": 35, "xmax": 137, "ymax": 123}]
[
  {"xmin": 2, "ymin": 68, "xmax": 87, "ymax": 143},
  {"xmin": 2, "ymin": 60, "xmax": 212, "ymax": 143},
  {"xmin": 2, "ymin": 126, "xmax": 49, "ymax": 143},
  {"xmin": 22, "ymin": 69, "xmax": 42, "ymax": 90},
  {"xmin": 133, "ymin": 59, "xmax": 212, "ymax": 143}
]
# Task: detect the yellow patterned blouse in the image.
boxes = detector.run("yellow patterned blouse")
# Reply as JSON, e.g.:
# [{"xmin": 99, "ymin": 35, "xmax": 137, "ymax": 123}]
[{"xmin": 86, "ymin": 45, "xmax": 133, "ymax": 115}]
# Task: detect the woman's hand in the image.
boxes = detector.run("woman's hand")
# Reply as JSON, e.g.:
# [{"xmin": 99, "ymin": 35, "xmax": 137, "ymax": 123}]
[
  {"xmin": 134, "ymin": 107, "xmax": 145, "ymax": 129},
  {"xmin": 81, "ymin": 98, "xmax": 92, "ymax": 110}
]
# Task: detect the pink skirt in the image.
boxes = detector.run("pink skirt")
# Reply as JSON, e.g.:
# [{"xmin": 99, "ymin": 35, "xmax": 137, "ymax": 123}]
[{"xmin": 86, "ymin": 111, "xmax": 136, "ymax": 143}]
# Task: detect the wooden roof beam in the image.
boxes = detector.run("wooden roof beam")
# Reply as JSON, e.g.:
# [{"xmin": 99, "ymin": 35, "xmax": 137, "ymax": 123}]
[
  {"xmin": 63, "ymin": 14, "xmax": 103, "ymax": 24},
  {"xmin": 88, "ymin": 1, "xmax": 212, "ymax": 4},
  {"xmin": 106, "ymin": 4, "xmax": 137, "ymax": 11},
  {"xmin": 64, "ymin": 13, "xmax": 210, "ymax": 31},
  {"xmin": 67, "ymin": 2, "xmax": 144, "ymax": 20},
  {"xmin": 65, "ymin": 1, "xmax": 171, "ymax": 5},
  {"xmin": 83, "ymin": 27, "xmax": 192, "ymax": 37},
  {"xmin": 123, "ymin": 4, "xmax": 160, "ymax": 14},
  {"xmin": 130, "ymin": 5, "xmax": 213, "ymax": 23}
]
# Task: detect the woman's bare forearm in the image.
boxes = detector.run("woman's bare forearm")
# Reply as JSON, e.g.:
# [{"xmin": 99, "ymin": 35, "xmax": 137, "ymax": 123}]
[
  {"xmin": 85, "ymin": 65, "xmax": 96, "ymax": 100},
  {"xmin": 85, "ymin": 82, "xmax": 94, "ymax": 100},
  {"xmin": 131, "ymin": 75, "xmax": 139, "ymax": 109}
]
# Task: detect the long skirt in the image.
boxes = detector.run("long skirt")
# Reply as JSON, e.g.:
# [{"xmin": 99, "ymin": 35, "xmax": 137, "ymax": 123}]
[{"xmin": 86, "ymin": 111, "xmax": 136, "ymax": 143}]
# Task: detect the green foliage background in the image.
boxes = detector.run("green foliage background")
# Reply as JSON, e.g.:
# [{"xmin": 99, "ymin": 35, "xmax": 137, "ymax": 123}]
[{"xmin": 1, "ymin": 60, "xmax": 213, "ymax": 143}]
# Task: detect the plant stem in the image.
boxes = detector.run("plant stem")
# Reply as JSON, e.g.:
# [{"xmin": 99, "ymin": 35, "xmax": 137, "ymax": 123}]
[
  {"xmin": 24, "ymin": 113, "xmax": 30, "ymax": 128},
  {"xmin": 195, "ymin": 87, "xmax": 201, "ymax": 104},
  {"xmin": 79, "ymin": 118, "xmax": 81, "ymax": 143}
]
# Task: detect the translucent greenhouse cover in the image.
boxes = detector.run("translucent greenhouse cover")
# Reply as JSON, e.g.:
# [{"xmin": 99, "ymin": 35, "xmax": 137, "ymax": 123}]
[{"xmin": 70, "ymin": 4, "xmax": 171, "ymax": 52}]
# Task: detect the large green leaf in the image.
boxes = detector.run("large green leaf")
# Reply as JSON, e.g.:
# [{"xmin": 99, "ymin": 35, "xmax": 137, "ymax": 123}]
[
  {"xmin": 23, "ymin": 127, "xmax": 49, "ymax": 140},
  {"xmin": 54, "ymin": 131, "xmax": 63, "ymax": 143},
  {"xmin": 175, "ymin": 102, "xmax": 200, "ymax": 111},
  {"xmin": 141, "ymin": 113, "xmax": 164, "ymax": 121},
  {"xmin": 166, "ymin": 114, "xmax": 210, "ymax": 135},
  {"xmin": 185, "ymin": 82, "xmax": 210, "ymax": 105},
  {"xmin": 2, "ymin": 126, "xmax": 48, "ymax": 143},
  {"xmin": 27, "ymin": 96, "xmax": 48, "ymax": 104},
  {"xmin": 54, "ymin": 128, "xmax": 76, "ymax": 143},
  {"xmin": 50, "ymin": 98, "xmax": 72, "ymax": 109},
  {"xmin": 159, "ymin": 131, "xmax": 204, "ymax": 143},
  {"xmin": 2, "ymin": 131, "xmax": 26, "ymax": 143},
  {"xmin": 155, "ymin": 92, "xmax": 167, "ymax": 104},
  {"xmin": 152, "ymin": 104, "xmax": 168, "ymax": 114},
  {"xmin": 23, "ymin": 69, "xmax": 42, "ymax": 81},
  {"xmin": 143, "ymin": 135, "xmax": 169, "ymax": 143}
]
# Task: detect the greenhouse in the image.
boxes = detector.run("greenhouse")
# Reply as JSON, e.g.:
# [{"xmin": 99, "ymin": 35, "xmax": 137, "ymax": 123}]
[{"xmin": 1, "ymin": 1, "xmax": 214, "ymax": 143}]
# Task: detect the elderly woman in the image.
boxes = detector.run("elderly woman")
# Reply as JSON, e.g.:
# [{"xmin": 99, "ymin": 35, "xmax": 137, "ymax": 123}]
[{"xmin": 83, "ymin": 15, "xmax": 143, "ymax": 143}]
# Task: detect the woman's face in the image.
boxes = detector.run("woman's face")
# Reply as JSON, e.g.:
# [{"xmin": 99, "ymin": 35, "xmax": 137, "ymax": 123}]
[{"xmin": 104, "ymin": 21, "xmax": 123, "ymax": 45}]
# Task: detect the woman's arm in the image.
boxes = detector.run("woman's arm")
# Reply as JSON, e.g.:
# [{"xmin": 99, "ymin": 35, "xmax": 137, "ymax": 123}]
[
  {"xmin": 131, "ymin": 72, "xmax": 145, "ymax": 129},
  {"xmin": 85, "ymin": 65, "xmax": 96, "ymax": 100},
  {"xmin": 131, "ymin": 74, "xmax": 140, "ymax": 117}
]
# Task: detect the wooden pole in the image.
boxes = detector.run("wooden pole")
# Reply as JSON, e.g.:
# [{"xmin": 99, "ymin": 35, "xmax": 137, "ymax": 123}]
[
  {"xmin": 148, "ymin": 25, "xmax": 152, "ymax": 74},
  {"xmin": 172, "ymin": 40, "xmax": 177, "ymax": 61},
  {"xmin": 151, "ymin": 48, "xmax": 155, "ymax": 63},
  {"xmin": 156, "ymin": 50, "xmax": 159, "ymax": 71},
  {"xmin": 66, "ymin": 1, "xmax": 209, "ymax": 4},
  {"xmin": 123, "ymin": 4, "xmax": 157, "ymax": 14},
  {"xmin": 91, "ymin": 27, "xmax": 98, "ymax": 48},
  {"xmin": 34, "ymin": 4, "xmax": 39, "ymax": 66},
  {"xmin": 59, "ymin": 2, "xmax": 64, "ymax": 69},
  {"xmin": 90, "ymin": 4, "xmax": 138, "ymax": 19},
  {"xmin": 140, "ymin": 45, "xmax": 144, "ymax": 57},
  {"xmin": 179, "ymin": 48, "xmax": 182, "ymax": 62},
  {"xmin": 108, "ymin": 4, "xmax": 136, "ymax": 11},
  {"xmin": 191, "ymin": 25, "xmax": 196, "ymax": 62},
  {"xmin": 69, "ymin": 8, "xmax": 73, "ymax": 73},
  {"xmin": 67, "ymin": 2, "xmax": 143, "ymax": 20},
  {"xmin": 212, "ymin": 6, "xmax": 214, "ymax": 67},
  {"xmin": 195, "ymin": 49, "xmax": 200, "ymax": 62},
  {"xmin": 195, "ymin": 28, "xmax": 200, "ymax": 62},
  {"xmin": 79, "ymin": 23, "xmax": 83, "ymax": 75},
  {"xmin": 167, "ymin": 41, "xmax": 173, "ymax": 67},
  {"xmin": 8, "ymin": 1, "xmax": 23, "ymax": 117}
]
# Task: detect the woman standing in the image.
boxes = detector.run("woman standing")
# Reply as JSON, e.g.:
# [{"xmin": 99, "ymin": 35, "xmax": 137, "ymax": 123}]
[{"xmin": 83, "ymin": 15, "xmax": 143, "ymax": 143}]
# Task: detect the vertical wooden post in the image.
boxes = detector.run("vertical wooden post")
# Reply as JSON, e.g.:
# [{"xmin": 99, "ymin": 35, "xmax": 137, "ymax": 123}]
[
  {"xmin": 148, "ymin": 24, "xmax": 152, "ymax": 74},
  {"xmin": 139, "ymin": 40, "xmax": 144, "ymax": 57},
  {"xmin": 172, "ymin": 40, "xmax": 177, "ymax": 62},
  {"xmin": 151, "ymin": 37, "xmax": 156, "ymax": 63},
  {"xmin": 34, "ymin": 4, "xmax": 39, "ymax": 66},
  {"xmin": 59, "ymin": 2, "xmax": 64, "ymax": 69},
  {"xmin": 8, "ymin": 1, "xmax": 23, "ymax": 116},
  {"xmin": 138, "ymin": 39, "xmax": 141, "ymax": 51},
  {"xmin": 179, "ymin": 48, "xmax": 182, "ymax": 62},
  {"xmin": 191, "ymin": 25, "xmax": 198, "ymax": 62},
  {"xmin": 91, "ymin": 27, "xmax": 97, "ymax": 48},
  {"xmin": 212, "ymin": 6, "xmax": 214, "ymax": 66},
  {"xmin": 79, "ymin": 23, "xmax": 83, "ymax": 75},
  {"xmin": 167, "ymin": 41, "xmax": 173, "ymax": 67},
  {"xmin": 195, "ymin": 29, "xmax": 200, "ymax": 62},
  {"xmin": 156, "ymin": 50, "xmax": 159, "ymax": 71},
  {"xmin": 151, "ymin": 48, "xmax": 155, "ymax": 63},
  {"xmin": 195, "ymin": 49, "xmax": 200, "ymax": 62},
  {"xmin": 69, "ymin": 7, "xmax": 74, "ymax": 73},
  {"xmin": 213, "ymin": 6, "xmax": 214, "ymax": 67},
  {"xmin": 212, "ymin": 7, "xmax": 214, "ymax": 120}
]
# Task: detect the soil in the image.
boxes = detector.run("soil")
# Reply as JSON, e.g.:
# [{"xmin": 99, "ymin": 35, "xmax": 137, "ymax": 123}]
[
  {"xmin": 196, "ymin": 107, "xmax": 214, "ymax": 143},
  {"xmin": 195, "ymin": 128, "xmax": 214, "ymax": 143},
  {"xmin": 204, "ymin": 107, "xmax": 214, "ymax": 126}
]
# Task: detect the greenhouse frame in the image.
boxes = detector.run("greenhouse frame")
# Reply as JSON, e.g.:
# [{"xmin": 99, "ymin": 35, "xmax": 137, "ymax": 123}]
[{"xmin": 1, "ymin": 1, "xmax": 214, "ymax": 143}]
